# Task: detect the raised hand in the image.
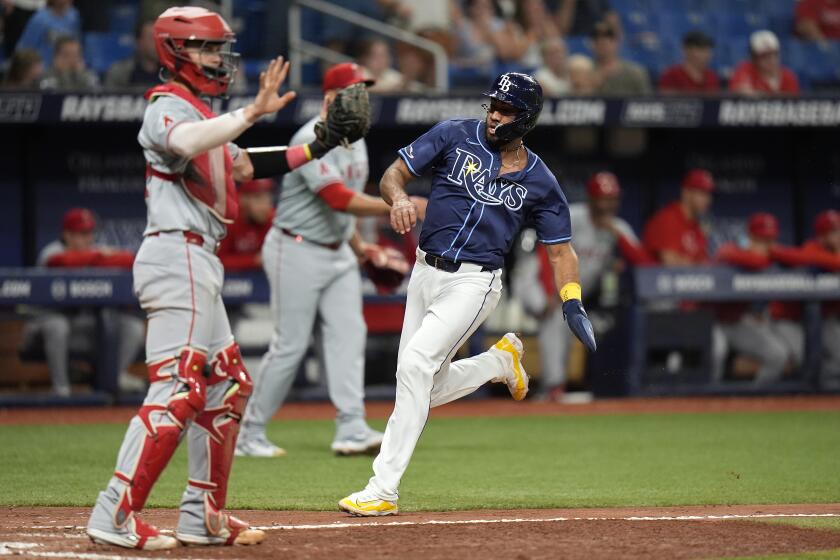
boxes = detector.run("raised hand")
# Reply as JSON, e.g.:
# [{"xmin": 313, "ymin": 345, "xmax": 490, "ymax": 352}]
[{"xmin": 244, "ymin": 57, "xmax": 296, "ymax": 122}]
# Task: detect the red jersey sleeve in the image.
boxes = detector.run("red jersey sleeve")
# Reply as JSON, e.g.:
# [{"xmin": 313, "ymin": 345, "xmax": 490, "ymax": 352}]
[
  {"xmin": 780, "ymin": 68, "xmax": 800, "ymax": 94},
  {"xmin": 642, "ymin": 210, "xmax": 680, "ymax": 260},
  {"xmin": 715, "ymin": 243, "xmax": 771, "ymax": 271},
  {"xmin": 617, "ymin": 233, "xmax": 657, "ymax": 265}
]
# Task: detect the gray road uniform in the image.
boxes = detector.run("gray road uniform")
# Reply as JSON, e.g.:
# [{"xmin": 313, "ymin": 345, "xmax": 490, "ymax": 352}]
[
  {"xmin": 512, "ymin": 203, "xmax": 637, "ymax": 389},
  {"xmin": 240, "ymin": 116, "xmax": 379, "ymax": 452},
  {"xmin": 19, "ymin": 242, "xmax": 145, "ymax": 396},
  {"xmin": 89, "ymin": 90, "xmax": 254, "ymax": 544}
]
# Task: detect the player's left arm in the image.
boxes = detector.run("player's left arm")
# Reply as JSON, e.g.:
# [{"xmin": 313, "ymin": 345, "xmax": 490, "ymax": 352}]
[{"xmin": 545, "ymin": 242, "xmax": 597, "ymax": 352}]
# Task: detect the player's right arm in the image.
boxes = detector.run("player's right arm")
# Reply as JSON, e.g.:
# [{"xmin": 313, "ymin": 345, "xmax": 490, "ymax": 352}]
[{"xmin": 380, "ymin": 158, "xmax": 418, "ymax": 235}]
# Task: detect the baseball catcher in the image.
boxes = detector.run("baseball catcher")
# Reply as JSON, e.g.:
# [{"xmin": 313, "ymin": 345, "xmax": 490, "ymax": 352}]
[{"xmin": 86, "ymin": 7, "xmax": 370, "ymax": 551}]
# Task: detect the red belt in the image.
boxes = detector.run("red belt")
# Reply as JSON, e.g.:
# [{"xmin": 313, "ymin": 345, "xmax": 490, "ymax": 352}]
[
  {"xmin": 146, "ymin": 164, "xmax": 180, "ymax": 182},
  {"xmin": 281, "ymin": 228, "xmax": 341, "ymax": 251},
  {"xmin": 147, "ymin": 231, "xmax": 219, "ymax": 253}
]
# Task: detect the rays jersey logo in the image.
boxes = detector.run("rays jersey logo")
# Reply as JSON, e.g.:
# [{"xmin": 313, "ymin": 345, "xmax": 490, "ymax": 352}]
[{"xmin": 446, "ymin": 148, "xmax": 527, "ymax": 210}]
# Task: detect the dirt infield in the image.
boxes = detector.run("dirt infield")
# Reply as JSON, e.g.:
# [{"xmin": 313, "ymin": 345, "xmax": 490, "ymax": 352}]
[
  {"xmin": 2, "ymin": 504, "xmax": 840, "ymax": 559},
  {"xmin": 2, "ymin": 394, "xmax": 839, "ymax": 425},
  {"xmin": 2, "ymin": 396, "xmax": 839, "ymax": 558}
]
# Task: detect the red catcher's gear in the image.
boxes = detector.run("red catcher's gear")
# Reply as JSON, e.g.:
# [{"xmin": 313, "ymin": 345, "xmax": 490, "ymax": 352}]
[
  {"xmin": 586, "ymin": 172, "xmax": 621, "ymax": 199},
  {"xmin": 748, "ymin": 212, "xmax": 780, "ymax": 240},
  {"xmin": 153, "ymin": 6, "xmax": 238, "ymax": 97}
]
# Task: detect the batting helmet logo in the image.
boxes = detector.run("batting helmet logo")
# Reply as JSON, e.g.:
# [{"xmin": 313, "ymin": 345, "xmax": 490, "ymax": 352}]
[{"xmin": 498, "ymin": 74, "xmax": 513, "ymax": 92}]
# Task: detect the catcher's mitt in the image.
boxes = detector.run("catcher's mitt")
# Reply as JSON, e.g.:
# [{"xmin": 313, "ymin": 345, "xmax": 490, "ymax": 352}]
[
  {"xmin": 314, "ymin": 82, "xmax": 371, "ymax": 150},
  {"xmin": 362, "ymin": 246, "xmax": 409, "ymax": 295}
]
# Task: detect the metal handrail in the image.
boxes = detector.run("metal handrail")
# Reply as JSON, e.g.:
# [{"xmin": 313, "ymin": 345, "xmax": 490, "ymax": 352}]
[{"xmin": 289, "ymin": 0, "xmax": 449, "ymax": 93}]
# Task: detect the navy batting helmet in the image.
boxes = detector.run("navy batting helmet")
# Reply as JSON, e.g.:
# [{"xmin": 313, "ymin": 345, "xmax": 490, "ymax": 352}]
[{"xmin": 482, "ymin": 72, "xmax": 543, "ymax": 143}]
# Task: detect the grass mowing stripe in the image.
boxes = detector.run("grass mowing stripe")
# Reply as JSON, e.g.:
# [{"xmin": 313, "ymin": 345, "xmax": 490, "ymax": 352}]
[{"xmin": 0, "ymin": 411, "xmax": 837, "ymax": 510}]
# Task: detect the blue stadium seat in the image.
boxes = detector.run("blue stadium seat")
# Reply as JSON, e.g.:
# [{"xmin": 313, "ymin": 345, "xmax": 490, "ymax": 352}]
[
  {"xmin": 787, "ymin": 40, "xmax": 840, "ymax": 83},
  {"xmin": 109, "ymin": 3, "xmax": 138, "ymax": 34},
  {"xmin": 83, "ymin": 32, "xmax": 135, "ymax": 74},
  {"xmin": 659, "ymin": 12, "xmax": 718, "ymax": 44},
  {"xmin": 719, "ymin": 12, "xmax": 768, "ymax": 38},
  {"xmin": 565, "ymin": 36, "xmax": 590, "ymax": 56}
]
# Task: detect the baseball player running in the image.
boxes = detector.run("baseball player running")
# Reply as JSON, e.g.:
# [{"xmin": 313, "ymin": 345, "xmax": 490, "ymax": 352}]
[
  {"xmin": 339, "ymin": 72, "xmax": 597, "ymax": 516},
  {"xmin": 86, "ymin": 7, "xmax": 364, "ymax": 550},
  {"xmin": 238, "ymin": 63, "xmax": 423, "ymax": 458}
]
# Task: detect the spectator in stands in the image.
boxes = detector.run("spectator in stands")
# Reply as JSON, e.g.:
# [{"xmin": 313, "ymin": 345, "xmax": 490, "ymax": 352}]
[
  {"xmin": 14, "ymin": 0, "xmax": 79, "ymax": 67},
  {"xmin": 1, "ymin": 47, "xmax": 43, "ymax": 88},
  {"xmin": 713, "ymin": 213, "xmax": 802, "ymax": 385},
  {"xmin": 19, "ymin": 208, "xmax": 145, "ymax": 396},
  {"xmin": 795, "ymin": 0, "xmax": 840, "ymax": 42},
  {"xmin": 356, "ymin": 37, "xmax": 407, "ymax": 93},
  {"xmin": 218, "ymin": 179, "xmax": 276, "ymax": 272},
  {"xmin": 2, "ymin": 0, "xmax": 44, "ymax": 57},
  {"xmin": 729, "ymin": 30, "xmax": 800, "ymax": 97},
  {"xmin": 642, "ymin": 169, "xmax": 714, "ymax": 265},
  {"xmin": 567, "ymin": 53, "xmax": 596, "ymax": 94},
  {"xmin": 590, "ymin": 20, "xmax": 652, "ymax": 96},
  {"xmin": 512, "ymin": 171, "xmax": 645, "ymax": 401},
  {"xmin": 39, "ymin": 35, "xmax": 98, "ymax": 90},
  {"xmin": 658, "ymin": 30, "xmax": 720, "ymax": 95},
  {"xmin": 104, "ymin": 19, "xmax": 160, "ymax": 90},
  {"xmin": 515, "ymin": 0, "xmax": 562, "ymax": 67},
  {"xmin": 454, "ymin": 0, "xmax": 532, "ymax": 67},
  {"xmin": 554, "ymin": 0, "xmax": 621, "ymax": 38},
  {"xmin": 534, "ymin": 37, "xmax": 570, "ymax": 95}
]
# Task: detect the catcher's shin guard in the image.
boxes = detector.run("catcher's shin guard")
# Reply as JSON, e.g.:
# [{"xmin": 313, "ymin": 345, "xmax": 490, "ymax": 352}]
[
  {"xmin": 179, "ymin": 342, "xmax": 261, "ymax": 545},
  {"xmin": 113, "ymin": 348, "xmax": 208, "ymax": 520}
]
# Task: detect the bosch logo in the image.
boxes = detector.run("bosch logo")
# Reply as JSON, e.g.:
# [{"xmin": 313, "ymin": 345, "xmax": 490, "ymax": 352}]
[{"xmin": 498, "ymin": 74, "xmax": 512, "ymax": 92}]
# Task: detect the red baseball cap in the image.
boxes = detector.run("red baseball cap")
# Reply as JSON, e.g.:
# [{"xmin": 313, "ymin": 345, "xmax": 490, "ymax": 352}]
[
  {"xmin": 814, "ymin": 209, "xmax": 840, "ymax": 236},
  {"xmin": 586, "ymin": 172, "xmax": 621, "ymax": 199},
  {"xmin": 238, "ymin": 178, "xmax": 274, "ymax": 194},
  {"xmin": 62, "ymin": 208, "xmax": 96, "ymax": 233},
  {"xmin": 747, "ymin": 212, "xmax": 779, "ymax": 240},
  {"xmin": 322, "ymin": 62, "xmax": 375, "ymax": 93},
  {"xmin": 681, "ymin": 169, "xmax": 715, "ymax": 193}
]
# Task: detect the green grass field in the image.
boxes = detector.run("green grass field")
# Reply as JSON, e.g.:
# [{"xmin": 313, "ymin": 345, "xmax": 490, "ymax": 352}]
[{"xmin": 1, "ymin": 410, "xmax": 838, "ymax": 511}]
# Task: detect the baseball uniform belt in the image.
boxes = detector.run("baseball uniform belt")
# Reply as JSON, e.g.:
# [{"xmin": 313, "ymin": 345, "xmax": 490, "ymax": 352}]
[
  {"xmin": 147, "ymin": 231, "xmax": 220, "ymax": 254},
  {"xmin": 420, "ymin": 250, "xmax": 494, "ymax": 273},
  {"xmin": 281, "ymin": 228, "xmax": 342, "ymax": 251}
]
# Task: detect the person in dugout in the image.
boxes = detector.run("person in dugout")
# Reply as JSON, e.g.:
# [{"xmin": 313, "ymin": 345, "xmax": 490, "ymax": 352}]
[
  {"xmin": 218, "ymin": 178, "xmax": 276, "ymax": 271},
  {"xmin": 642, "ymin": 169, "xmax": 714, "ymax": 265},
  {"xmin": 767, "ymin": 210, "xmax": 840, "ymax": 389},
  {"xmin": 712, "ymin": 212, "xmax": 803, "ymax": 384},
  {"xmin": 511, "ymin": 171, "xmax": 647, "ymax": 400},
  {"xmin": 19, "ymin": 207, "xmax": 146, "ymax": 396}
]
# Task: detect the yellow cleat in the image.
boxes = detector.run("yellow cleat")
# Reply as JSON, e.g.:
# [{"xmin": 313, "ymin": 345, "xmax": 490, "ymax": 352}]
[
  {"xmin": 491, "ymin": 333, "xmax": 529, "ymax": 401},
  {"xmin": 339, "ymin": 490, "xmax": 398, "ymax": 517}
]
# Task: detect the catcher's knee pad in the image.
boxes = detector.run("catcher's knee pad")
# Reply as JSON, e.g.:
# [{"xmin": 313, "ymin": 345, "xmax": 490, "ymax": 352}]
[
  {"xmin": 166, "ymin": 347, "xmax": 209, "ymax": 427},
  {"xmin": 208, "ymin": 342, "xmax": 252, "ymax": 418}
]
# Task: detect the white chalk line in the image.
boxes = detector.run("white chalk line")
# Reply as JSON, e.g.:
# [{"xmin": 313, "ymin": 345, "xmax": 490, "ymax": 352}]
[{"xmin": 253, "ymin": 513, "xmax": 840, "ymax": 531}]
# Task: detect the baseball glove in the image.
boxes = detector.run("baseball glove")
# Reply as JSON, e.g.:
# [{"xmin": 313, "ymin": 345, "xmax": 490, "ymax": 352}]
[
  {"xmin": 362, "ymin": 246, "xmax": 410, "ymax": 295},
  {"xmin": 314, "ymin": 82, "xmax": 371, "ymax": 150}
]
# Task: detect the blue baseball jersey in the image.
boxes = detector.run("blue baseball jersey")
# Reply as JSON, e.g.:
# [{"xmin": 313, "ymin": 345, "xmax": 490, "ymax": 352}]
[{"xmin": 398, "ymin": 118, "xmax": 571, "ymax": 270}]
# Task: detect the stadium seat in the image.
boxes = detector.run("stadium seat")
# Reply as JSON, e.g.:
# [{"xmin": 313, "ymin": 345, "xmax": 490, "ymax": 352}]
[
  {"xmin": 83, "ymin": 32, "xmax": 135, "ymax": 74},
  {"xmin": 787, "ymin": 40, "xmax": 840, "ymax": 84},
  {"xmin": 565, "ymin": 36, "xmax": 590, "ymax": 56},
  {"xmin": 109, "ymin": 3, "xmax": 138, "ymax": 34}
]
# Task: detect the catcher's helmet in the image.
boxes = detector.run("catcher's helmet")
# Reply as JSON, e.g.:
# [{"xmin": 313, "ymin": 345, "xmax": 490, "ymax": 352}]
[
  {"xmin": 482, "ymin": 72, "xmax": 543, "ymax": 143},
  {"xmin": 154, "ymin": 7, "xmax": 239, "ymax": 97}
]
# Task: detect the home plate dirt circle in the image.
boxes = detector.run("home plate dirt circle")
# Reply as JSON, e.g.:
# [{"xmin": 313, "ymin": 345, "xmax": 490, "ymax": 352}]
[{"xmin": 3, "ymin": 504, "xmax": 840, "ymax": 560}]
